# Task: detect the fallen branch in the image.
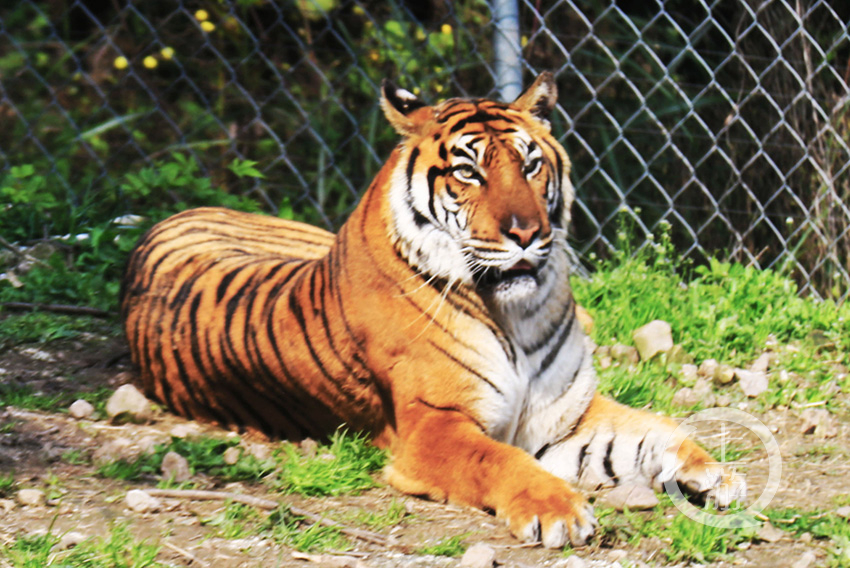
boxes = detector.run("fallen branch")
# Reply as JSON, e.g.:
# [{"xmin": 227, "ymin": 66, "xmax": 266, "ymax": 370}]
[
  {"xmin": 162, "ymin": 540, "xmax": 210, "ymax": 567},
  {"xmin": 0, "ymin": 301, "xmax": 114, "ymax": 318},
  {"xmin": 144, "ymin": 489, "xmax": 393, "ymax": 548}
]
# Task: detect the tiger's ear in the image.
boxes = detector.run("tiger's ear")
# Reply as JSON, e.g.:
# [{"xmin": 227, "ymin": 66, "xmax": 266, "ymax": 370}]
[
  {"xmin": 381, "ymin": 79, "xmax": 430, "ymax": 137},
  {"xmin": 513, "ymin": 71, "xmax": 558, "ymax": 124}
]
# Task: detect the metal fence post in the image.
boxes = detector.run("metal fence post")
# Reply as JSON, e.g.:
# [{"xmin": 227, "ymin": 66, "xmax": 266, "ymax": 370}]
[{"xmin": 492, "ymin": 0, "xmax": 522, "ymax": 101}]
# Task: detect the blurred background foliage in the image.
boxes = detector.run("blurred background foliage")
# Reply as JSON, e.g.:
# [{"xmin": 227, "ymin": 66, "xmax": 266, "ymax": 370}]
[{"xmin": 0, "ymin": 0, "xmax": 849, "ymax": 311}]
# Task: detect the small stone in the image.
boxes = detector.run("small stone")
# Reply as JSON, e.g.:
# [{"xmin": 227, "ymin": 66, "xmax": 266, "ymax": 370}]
[
  {"xmin": 106, "ymin": 384, "xmax": 153, "ymax": 423},
  {"xmin": 300, "ymin": 438, "xmax": 319, "ymax": 458},
  {"xmin": 169, "ymin": 423, "xmax": 201, "ymax": 438},
  {"xmin": 750, "ymin": 353, "xmax": 771, "ymax": 373},
  {"xmin": 737, "ymin": 370, "xmax": 768, "ymax": 397},
  {"xmin": 459, "ymin": 543, "xmax": 496, "ymax": 568},
  {"xmin": 608, "ymin": 550, "xmax": 628, "ymax": 563},
  {"xmin": 799, "ymin": 532, "xmax": 813, "ymax": 543},
  {"xmin": 603, "ymin": 484, "xmax": 659, "ymax": 511},
  {"xmin": 666, "ymin": 344, "xmax": 694, "ymax": 364},
  {"xmin": 756, "ymin": 522, "xmax": 785, "ymax": 543},
  {"xmin": 836, "ymin": 506, "xmax": 850, "ymax": 519},
  {"xmin": 58, "ymin": 531, "xmax": 86, "ymax": 550},
  {"xmin": 679, "ymin": 363, "xmax": 699, "ymax": 386},
  {"xmin": 715, "ymin": 394, "xmax": 732, "ymax": 407},
  {"xmin": 161, "ymin": 451, "xmax": 191, "ymax": 483},
  {"xmin": 672, "ymin": 386, "xmax": 699, "ymax": 408},
  {"xmin": 68, "ymin": 399, "xmax": 95, "ymax": 420},
  {"xmin": 93, "ymin": 437, "xmax": 138, "ymax": 465},
  {"xmin": 242, "ymin": 442, "xmax": 271, "ymax": 461},
  {"xmin": 0, "ymin": 498, "xmax": 15, "ymax": 512},
  {"xmin": 17, "ymin": 489, "xmax": 45, "ymax": 507},
  {"xmin": 610, "ymin": 344, "xmax": 639, "ymax": 365},
  {"xmin": 800, "ymin": 408, "xmax": 838, "ymax": 438},
  {"xmin": 125, "ymin": 489, "xmax": 161, "ymax": 513},
  {"xmin": 693, "ymin": 378, "xmax": 716, "ymax": 408},
  {"xmin": 598, "ymin": 356, "xmax": 613, "ymax": 370},
  {"xmin": 698, "ymin": 358, "xmax": 719, "ymax": 378},
  {"xmin": 563, "ymin": 555, "xmax": 587, "ymax": 568},
  {"xmin": 223, "ymin": 446, "xmax": 241, "ymax": 465},
  {"xmin": 791, "ymin": 551, "xmax": 817, "ymax": 568},
  {"xmin": 632, "ymin": 320, "xmax": 674, "ymax": 361},
  {"xmin": 714, "ymin": 364, "xmax": 737, "ymax": 385}
]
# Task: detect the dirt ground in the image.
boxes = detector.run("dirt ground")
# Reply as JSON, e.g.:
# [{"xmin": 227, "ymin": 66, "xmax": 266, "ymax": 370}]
[{"xmin": 0, "ymin": 331, "xmax": 848, "ymax": 568}]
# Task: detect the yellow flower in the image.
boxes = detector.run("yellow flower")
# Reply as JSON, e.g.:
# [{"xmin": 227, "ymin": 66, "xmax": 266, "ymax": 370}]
[
  {"xmin": 160, "ymin": 47, "xmax": 175, "ymax": 60},
  {"xmin": 435, "ymin": 84, "xmax": 444, "ymax": 93},
  {"xmin": 352, "ymin": 5, "xmax": 364, "ymax": 16},
  {"xmin": 200, "ymin": 21, "xmax": 216, "ymax": 32},
  {"xmin": 113, "ymin": 56, "xmax": 129, "ymax": 70},
  {"xmin": 521, "ymin": 35, "xmax": 528, "ymax": 47},
  {"xmin": 194, "ymin": 9, "xmax": 209, "ymax": 21},
  {"xmin": 368, "ymin": 50, "xmax": 379, "ymax": 62},
  {"xmin": 441, "ymin": 23, "xmax": 452, "ymax": 35},
  {"xmin": 143, "ymin": 56, "xmax": 158, "ymax": 69},
  {"xmin": 415, "ymin": 28, "xmax": 426, "ymax": 41}
]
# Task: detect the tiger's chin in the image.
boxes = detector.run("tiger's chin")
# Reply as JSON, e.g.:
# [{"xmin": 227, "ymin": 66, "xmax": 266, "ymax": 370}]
[{"xmin": 476, "ymin": 266, "xmax": 542, "ymax": 305}]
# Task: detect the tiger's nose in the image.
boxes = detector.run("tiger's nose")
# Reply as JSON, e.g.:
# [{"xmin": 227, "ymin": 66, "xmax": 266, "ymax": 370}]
[{"xmin": 505, "ymin": 216, "xmax": 541, "ymax": 249}]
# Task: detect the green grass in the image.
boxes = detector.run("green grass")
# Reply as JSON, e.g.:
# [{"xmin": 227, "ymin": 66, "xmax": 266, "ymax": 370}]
[
  {"xmin": 0, "ymin": 384, "xmax": 114, "ymax": 415},
  {"xmin": 0, "ymin": 472, "xmax": 16, "ymax": 497},
  {"xmin": 573, "ymin": 228, "xmax": 850, "ymax": 367},
  {"xmin": 0, "ymin": 312, "xmax": 118, "ymax": 345},
  {"xmin": 2, "ymin": 521, "xmax": 165, "ymax": 568},
  {"xmin": 336, "ymin": 498, "xmax": 409, "ymax": 530},
  {"xmin": 273, "ymin": 429, "xmax": 386, "ymax": 497},
  {"xmin": 267, "ymin": 506, "xmax": 351, "ymax": 553},
  {"xmin": 765, "ymin": 508, "xmax": 850, "ymax": 566},
  {"xmin": 202, "ymin": 501, "xmax": 264, "ymax": 539},
  {"xmin": 415, "ymin": 533, "xmax": 469, "ymax": 557}
]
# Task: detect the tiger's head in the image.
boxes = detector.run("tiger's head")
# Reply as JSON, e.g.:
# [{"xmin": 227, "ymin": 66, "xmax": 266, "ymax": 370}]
[{"xmin": 380, "ymin": 72, "xmax": 574, "ymax": 306}]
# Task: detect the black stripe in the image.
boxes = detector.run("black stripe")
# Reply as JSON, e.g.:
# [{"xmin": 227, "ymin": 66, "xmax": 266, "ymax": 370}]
[
  {"xmin": 438, "ymin": 143, "xmax": 447, "ymax": 161},
  {"xmin": 526, "ymin": 298, "xmax": 575, "ymax": 354},
  {"xmin": 426, "ymin": 165, "xmax": 450, "ymax": 219},
  {"xmin": 216, "ymin": 267, "xmax": 243, "ymax": 303},
  {"xmin": 535, "ymin": 443, "xmax": 551, "ymax": 460},
  {"xmin": 538, "ymin": 308, "xmax": 577, "ymax": 374},
  {"xmin": 428, "ymin": 339, "xmax": 503, "ymax": 396},
  {"xmin": 416, "ymin": 397, "xmax": 486, "ymax": 433},
  {"xmin": 449, "ymin": 111, "xmax": 515, "ymax": 133},
  {"xmin": 577, "ymin": 437, "xmax": 593, "ymax": 481},
  {"xmin": 603, "ymin": 437, "xmax": 618, "ymax": 483},
  {"xmin": 406, "ymin": 147, "xmax": 420, "ymax": 190},
  {"xmin": 635, "ymin": 433, "xmax": 647, "ymax": 471}
]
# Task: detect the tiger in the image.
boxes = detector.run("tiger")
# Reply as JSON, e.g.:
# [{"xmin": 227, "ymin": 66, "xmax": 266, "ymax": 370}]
[{"xmin": 121, "ymin": 72, "xmax": 745, "ymax": 548}]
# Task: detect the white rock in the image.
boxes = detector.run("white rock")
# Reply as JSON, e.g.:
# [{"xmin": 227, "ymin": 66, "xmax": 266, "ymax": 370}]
[
  {"xmin": 223, "ymin": 446, "xmax": 241, "ymax": 465},
  {"xmin": 608, "ymin": 550, "xmax": 628, "ymax": 563},
  {"xmin": 106, "ymin": 384, "xmax": 152, "ymax": 422},
  {"xmin": 610, "ymin": 344, "xmax": 639, "ymax": 365},
  {"xmin": 800, "ymin": 408, "xmax": 837, "ymax": 438},
  {"xmin": 679, "ymin": 363, "xmax": 699, "ymax": 386},
  {"xmin": 17, "ymin": 489, "xmax": 45, "ymax": 507},
  {"xmin": 0, "ymin": 498, "xmax": 15, "ymax": 512},
  {"xmin": 737, "ymin": 369, "xmax": 768, "ymax": 397},
  {"xmin": 672, "ymin": 387, "xmax": 699, "ymax": 408},
  {"xmin": 632, "ymin": 320, "xmax": 673, "ymax": 361},
  {"xmin": 714, "ymin": 364, "xmax": 737, "ymax": 385},
  {"xmin": 756, "ymin": 522, "xmax": 785, "ymax": 543},
  {"xmin": 698, "ymin": 358, "xmax": 719, "ymax": 378},
  {"xmin": 68, "ymin": 399, "xmax": 95, "ymax": 420},
  {"xmin": 562, "ymin": 555, "xmax": 587, "ymax": 568},
  {"xmin": 58, "ymin": 531, "xmax": 87, "ymax": 550},
  {"xmin": 791, "ymin": 551, "xmax": 817, "ymax": 568},
  {"xmin": 459, "ymin": 543, "xmax": 496, "ymax": 568},
  {"xmin": 750, "ymin": 353, "xmax": 771, "ymax": 373},
  {"xmin": 836, "ymin": 506, "xmax": 850, "ymax": 519},
  {"xmin": 603, "ymin": 484, "xmax": 659, "ymax": 511},
  {"xmin": 125, "ymin": 489, "xmax": 161, "ymax": 513},
  {"xmin": 693, "ymin": 378, "xmax": 716, "ymax": 408},
  {"xmin": 161, "ymin": 451, "xmax": 192, "ymax": 483},
  {"xmin": 169, "ymin": 423, "xmax": 201, "ymax": 438},
  {"xmin": 92, "ymin": 437, "xmax": 138, "ymax": 465}
]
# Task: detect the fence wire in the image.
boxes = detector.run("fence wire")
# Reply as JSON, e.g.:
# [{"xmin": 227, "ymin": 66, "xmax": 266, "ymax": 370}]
[{"xmin": 1, "ymin": 0, "xmax": 848, "ymax": 299}]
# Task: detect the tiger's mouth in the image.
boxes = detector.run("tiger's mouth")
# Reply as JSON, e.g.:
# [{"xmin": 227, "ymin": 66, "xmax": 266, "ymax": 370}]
[{"xmin": 474, "ymin": 259, "xmax": 543, "ymax": 291}]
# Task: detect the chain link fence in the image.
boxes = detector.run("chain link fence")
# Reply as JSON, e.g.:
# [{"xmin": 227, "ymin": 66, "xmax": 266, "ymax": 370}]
[{"xmin": 1, "ymin": 0, "xmax": 848, "ymax": 299}]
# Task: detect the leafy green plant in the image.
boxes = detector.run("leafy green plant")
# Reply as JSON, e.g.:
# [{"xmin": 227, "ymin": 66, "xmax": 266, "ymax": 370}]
[
  {"xmin": 0, "ymin": 313, "xmax": 115, "ymax": 346},
  {"xmin": 0, "ymin": 472, "xmax": 16, "ymax": 497},
  {"xmin": 202, "ymin": 501, "xmax": 263, "ymax": 539},
  {"xmin": 267, "ymin": 506, "xmax": 350, "ymax": 553},
  {"xmin": 275, "ymin": 429, "xmax": 386, "ymax": 497},
  {"xmin": 337, "ymin": 499, "xmax": 409, "ymax": 530}
]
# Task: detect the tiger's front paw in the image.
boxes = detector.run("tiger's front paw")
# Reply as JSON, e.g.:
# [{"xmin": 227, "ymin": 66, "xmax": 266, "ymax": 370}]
[
  {"xmin": 503, "ymin": 484, "xmax": 596, "ymax": 548},
  {"xmin": 661, "ymin": 449, "xmax": 747, "ymax": 509}
]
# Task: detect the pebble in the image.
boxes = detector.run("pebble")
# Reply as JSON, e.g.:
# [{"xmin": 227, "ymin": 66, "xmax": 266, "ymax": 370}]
[
  {"xmin": 603, "ymin": 484, "xmax": 659, "ymax": 511},
  {"xmin": 0, "ymin": 498, "xmax": 15, "ymax": 512},
  {"xmin": 750, "ymin": 352, "xmax": 771, "ymax": 373},
  {"xmin": 223, "ymin": 446, "xmax": 241, "ymax": 465},
  {"xmin": 632, "ymin": 320, "xmax": 673, "ymax": 361},
  {"xmin": 459, "ymin": 543, "xmax": 496, "ymax": 568},
  {"xmin": 106, "ymin": 384, "xmax": 153, "ymax": 423},
  {"xmin": 169, "ymin": 423, "xmax": 201, "ymax": 438},
  {"xmin": 161, "ymin": 451, "xmax": 192, "ymax": 483},
  {"xmin": 666, "ymin": 344, "xmax": 693, "ymax": 364},
  {"xmin": 575, "ymin": 305, "xmax": 594, "ymax": 335},
  {"xmin": 679, "ymin": 363, "xmax": 698, "ymax": 386},
  {"xmin": 17, "ymin": 489, "xmax": 46, "ymax": 507},
  {"xmin": 836, "ymin": 506, "xmax": 850, "ymax": 519},
  {"xmin": 698, "ymin": 358, "xmax": 719, "ymax": 378},
  {"xmin": 672, "ymin": 386, "xmax": 698, "ymax": 408},
  {"xmin": 714, "ymin": 364, "xmax": 737, "ymax": 385},
  {"xmin": 68, "ymin": 399, "xmax": 95, "ymax": 420},
  {"xmin": 608, "ymin": 550, "xmax": 628, "ymax": 563},
  {"xmin": 92, "ymin": 437, "xmax": 138, "ymax": 464},
  {"xmin": 301, "ymin": 438, "xmax": 319, "ymax": 458},
  {"xmin": 57, "ymin": 531, "xmax": 87, "ymax": 550},
  {"xmin": 125, "ymin": 489, "xmax": 161, "ymax": 513},
  {"xmin": 693, "ymin": 378, "xmax": 716, "ymax": 408},
  {"xmin": 756, "ymin": 522, "xmax": 785, "ymax": 543},
  {"xmin": 791, "ymin": 551, "xmax": 817, "ymax": 568},
  {"xmin": 737, "ymin": 369, "xmax": 768, "ymax": 397},
  {"xmin": 610, "ymin": 344, "xmax": 639, "ymax": 365},
  {"xmin": 800, "ymin": 408, "xmax": 838, "ymax": 438}
]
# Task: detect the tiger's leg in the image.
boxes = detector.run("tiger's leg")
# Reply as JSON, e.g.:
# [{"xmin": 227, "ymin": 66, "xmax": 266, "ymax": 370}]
[
  {"xmin": 538, "ymin": 394, "xmax": 746, "ymax": 506},
  {"xmin": 385, "ymin": 403, "xmax": 597, "ymax": 548}
]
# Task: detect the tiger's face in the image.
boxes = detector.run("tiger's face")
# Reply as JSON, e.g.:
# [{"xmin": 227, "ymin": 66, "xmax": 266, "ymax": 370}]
[{"xmin": 381, "ymin": 73, "xmax": 573, "ymax": 305}]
